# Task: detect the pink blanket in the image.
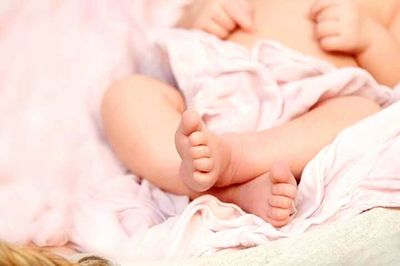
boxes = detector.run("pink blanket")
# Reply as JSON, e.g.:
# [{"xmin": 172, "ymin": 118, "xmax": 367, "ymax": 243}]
[
  {"xmin": 157, "ymin": 29, "xmax": 394, "ymax": 133},
  {"xmin": 1, "ymin": 1, "xmax": 400, "ymax": 263}
]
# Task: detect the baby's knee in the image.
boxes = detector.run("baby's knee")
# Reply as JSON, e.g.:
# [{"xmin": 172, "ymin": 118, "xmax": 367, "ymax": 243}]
[
  {"xmin": 102, "ymin": 75, "xmax": 158, "ymax": 107},
  {"xmin": 101, "ymin": 75, "xmax": 144, "ymax": 119},
  {"xmin": 105, "ymin": 75, "xmax": 149, "ymax": 97},
  {"xmin": 102, "ymin": 74, "xmax": 185, "ymax": 114}
]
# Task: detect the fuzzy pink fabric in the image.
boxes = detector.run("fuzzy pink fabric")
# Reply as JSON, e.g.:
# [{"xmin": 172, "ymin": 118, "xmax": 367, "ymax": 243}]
[
  {"xmin": 1, "ymin": 1, "xmax": 400, "ymax": 263},
  {"xmin": 0, "ymin": 0, "xmax": 188, "ymax": 253}
]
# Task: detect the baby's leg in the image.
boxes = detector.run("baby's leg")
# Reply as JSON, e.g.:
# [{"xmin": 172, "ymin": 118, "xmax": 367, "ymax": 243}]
[
  {"xmin": 101, "ymin": 76, "xmax": 296, "ymax": 226},
  {"xmin": 175, "ymin": 96, "xmax": 380, "ymax": 191},
  {"xmin": 102, "ymin": 75, "xmax": 192, "ymax": 195}
]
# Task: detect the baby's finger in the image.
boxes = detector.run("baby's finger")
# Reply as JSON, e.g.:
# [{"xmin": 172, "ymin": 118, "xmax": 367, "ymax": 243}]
[
  {"xmin": 309, "ymin": 0, "xmax": 338, "ymax": 21},
  {"xmin": 314, "ymin": 6, "xmax": 340, "ymax": 22},
  {"xmin": 212, "ymin": 8, "xmax": 236, "ymax": 32},
  {"xmin": 204, "ymin": 20, "xmax": 230, "ymax": 39},
  {"xmin": 315, "ymin": 20, "xmax": 340, "ymax": 40},
  {"xmin": 224, "ymin": 0, "xmax": 254, "ymax": 32},
  {"xmin": 319, "ymin": 35, "xmax": 343, "ymax": 51}
]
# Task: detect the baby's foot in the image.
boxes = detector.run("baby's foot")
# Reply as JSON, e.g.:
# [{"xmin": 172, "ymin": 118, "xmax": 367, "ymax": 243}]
[
  {"xmin": 233, "ymin": 162, "xmax": 297, "ymax": 227},
  {"xmin": 175, "ymin": 109, "xmax": 231, "ymax": 192}
]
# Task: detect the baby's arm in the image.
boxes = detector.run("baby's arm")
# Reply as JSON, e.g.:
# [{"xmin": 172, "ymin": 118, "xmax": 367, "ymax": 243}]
[
  {"xmin": 176, "ymin": 0, "xmax": 254, "ymax": 39},
  {"xmin": 310, "ymin": 0, "xmax": 400, "ymax": 87},
  {"xmin": 356, "ymin": 7, "xmax": 400, "ymax": 87}
]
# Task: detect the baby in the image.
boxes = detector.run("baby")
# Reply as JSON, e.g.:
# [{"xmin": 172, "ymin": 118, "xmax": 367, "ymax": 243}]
[
  {"xmin": 181, "ymin": 0, "xmax": 400, "ymax": 86},
  {"xmin": 101, "ymin": 0, "xmax": 400, "ymax": 227}
]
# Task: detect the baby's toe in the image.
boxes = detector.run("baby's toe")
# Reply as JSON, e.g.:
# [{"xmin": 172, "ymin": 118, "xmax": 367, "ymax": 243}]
[
  {"xmin": 193, "ymin": 158, "xmax": 214, "ymax": 172},
  {"xmin": 269, "ymin": 195, "xmax": 293, "ymax": 209},
  {"xmin": 192, "ymin": 171, "xmax": 214, "ymax": 192},
  {"xmin": 271, "ymin": 183, "xmax": 297, "ymax": 199},
  {"xmin": 269, "ymin": 207, "xmax": 290, "ymax": 221},
  {"xmin": 189, "ymin": 131, "xmax": 208, "ymax": 146},
  {"xmin": 190, "ymin": 145, "xmax": 211, "ymax": 159},
  {"xmin": 269, "ymin": 217, "xmax": 289, "ymax": 228}
]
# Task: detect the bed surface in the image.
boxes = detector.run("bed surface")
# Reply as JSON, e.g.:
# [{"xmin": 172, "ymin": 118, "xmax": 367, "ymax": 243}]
[{"xmin": 129, "ymin": 208, "xmax": 400, "ymax": 266}]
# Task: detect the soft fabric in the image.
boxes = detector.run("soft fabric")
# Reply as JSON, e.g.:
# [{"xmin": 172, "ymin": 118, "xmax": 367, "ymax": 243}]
[
  {"xmin": 129, "ymin": 208, "xmax": 400, "ymax": 266},
  {"xmin": 0, "ymin": 0, "xmax": 188, "ymax": 254},
  {"xmin": 1, "ymin": 1, "xmax": 400, "ymax": 264},
  {"xmin": 157, "ymin": 29, "xmax": 395, "ymax": 133}
]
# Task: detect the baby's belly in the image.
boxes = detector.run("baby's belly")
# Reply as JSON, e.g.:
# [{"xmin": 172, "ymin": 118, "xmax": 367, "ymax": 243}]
[{"xmin": 228, "ymin": 0, "xmax": 358, "ymax": 68}]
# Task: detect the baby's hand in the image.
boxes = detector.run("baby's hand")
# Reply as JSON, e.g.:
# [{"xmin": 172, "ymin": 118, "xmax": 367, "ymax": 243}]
[
  {"xmin": 310, "ymin": 0, "xmax": 374, "ymax": 54},
  {"xmin": 177, "ymin": 0, "xmax": 254, "ymax": 39}
]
